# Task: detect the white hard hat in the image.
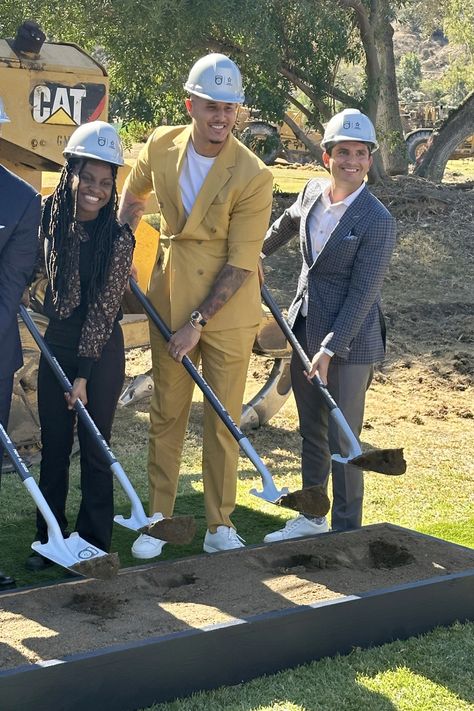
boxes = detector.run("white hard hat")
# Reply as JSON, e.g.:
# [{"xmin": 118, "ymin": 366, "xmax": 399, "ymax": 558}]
[
  {"xmin": 184, "ymin": 53, "xmax": 245, "ymax": 104},
  {"xmin": 0, "ymin": 97, "xmax": 10, "ymax": 123},
  {"xmin": 321, "ymin": 109, "xmax": 379, "ymax": 152},
  {"xmin": 63, "ymin": 120, "xmax": 124, "ymax": 166}
]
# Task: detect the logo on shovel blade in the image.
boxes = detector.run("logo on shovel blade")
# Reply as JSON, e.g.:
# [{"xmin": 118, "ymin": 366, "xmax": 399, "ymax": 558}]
[{"xmin": 78, "ymin": 546, "xmax": 100, "ymax": 559}]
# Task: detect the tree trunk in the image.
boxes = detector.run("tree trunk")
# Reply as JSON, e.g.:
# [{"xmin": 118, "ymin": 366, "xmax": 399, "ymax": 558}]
[
  {"xmin": 415, "ymin": 90, "xmax": 474, "ymax": 182},
  {"xmin": 373, "ymin": 10, "xmax": 408, "ymax": 175},
  {"xmin": 283, "ymin": 112, "xmax": 325, "ymax": 165},
  {"xmin": 338, "ymin": 0, "xmax": 407, "ymax": 177}
]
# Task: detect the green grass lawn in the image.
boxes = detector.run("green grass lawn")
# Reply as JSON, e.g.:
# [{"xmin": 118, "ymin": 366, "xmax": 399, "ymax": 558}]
[
  {"xmin": 1, "ymin": 398, "xmax": 472, "ymax": 710},
  {"xmin": 145, "ymin": 621, "xmax": 474, "ymax": 711},
  {"xmin": 270, "ymin": 163, "xmax": 327, "ymax": 193}
]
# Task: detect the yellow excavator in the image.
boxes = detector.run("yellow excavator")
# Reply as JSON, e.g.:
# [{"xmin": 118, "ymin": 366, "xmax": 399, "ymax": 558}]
[{"xmin": 2, "ymin": 22, "xmax": 291, "ymax": 468}]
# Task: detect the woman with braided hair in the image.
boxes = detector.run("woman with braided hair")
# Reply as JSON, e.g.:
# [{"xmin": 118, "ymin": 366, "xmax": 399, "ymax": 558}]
[{"xmin": 26, "ymin": 122, "xmax": 135, "ymax": 572}]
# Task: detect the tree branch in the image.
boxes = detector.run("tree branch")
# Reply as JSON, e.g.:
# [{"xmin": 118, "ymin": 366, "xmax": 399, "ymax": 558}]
[
  {"xmin": 287, "ymin": 94, "xmax": 325, "ymax": 134},
  {"xmin": 334, "ymin": 0, "xmax": 380, "ymax": 117},
  {"xmin": 283, "ymin": 112, "xmax": 325, "ymax": 165}
]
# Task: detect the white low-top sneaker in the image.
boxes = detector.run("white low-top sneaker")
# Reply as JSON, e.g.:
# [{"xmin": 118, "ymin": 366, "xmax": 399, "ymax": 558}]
[
  {"xmin": 264, "ymin": 515, "xmax": 329, "ymax": 543},
  {"xmin": 131, "ymin": 533, "xmax": 166, "ymax": 559},
  {"xmin": 203, "ymin": 526, "xmax": 245, "ymax": 553}
]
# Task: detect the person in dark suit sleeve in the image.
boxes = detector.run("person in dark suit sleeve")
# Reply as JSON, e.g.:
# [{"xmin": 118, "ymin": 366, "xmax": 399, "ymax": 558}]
[
  {"xmin": 0, "ymin": 98, "xmax": 41, "ymax": 587},
  {"xmin": 261, "ymin": 109, "xmax": 396, "ymax": 540}
]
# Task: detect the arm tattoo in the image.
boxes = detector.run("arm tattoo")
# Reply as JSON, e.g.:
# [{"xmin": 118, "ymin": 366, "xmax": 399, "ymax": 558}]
[{"xmin": 199, "ymin": 264, "xmax": 251, "ymax": 321}]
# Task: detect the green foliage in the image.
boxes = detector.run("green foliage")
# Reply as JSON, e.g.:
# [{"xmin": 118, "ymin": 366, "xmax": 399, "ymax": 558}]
[
  {"xmin": 421, "ymin": 60, "xmax": 474, "ymax": 105},
  {"xmin": 397, "ymin": 0, "xmax": 446, "ymax": 36},
  {"xmin": 443, "ymin": 0, "xmax": 474, "ymax": 53},
  {"xmin": 397, "ymin": 0, "xmax": 474, "ymax": 106},
  {"xmin": 119, "ymin": 119, "xmax": 154, "ymax": 147},
  {"xmin": 336, "ymin": 61, "xmax": 367, "ymax": 104},
  {"xmin": 398, "ymin": 52, "xmax": 422, "ymax": 93},
  {"xmin": 0, "ymin": 1, "xmax": 354, "ymax": 128}
]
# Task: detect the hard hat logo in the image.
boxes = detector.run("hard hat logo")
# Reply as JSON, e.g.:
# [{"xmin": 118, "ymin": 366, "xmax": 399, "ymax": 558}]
[
  {"xmin": 184, "ymin": 53, "xmax": 245, "ymax": 104},
  {"xmin": 63, "ymin": 120, "xmax": 124, "ymax": 166},
  {"xmin": 321, "ymin": 108, "xmax": 379, "ymax": 152}
]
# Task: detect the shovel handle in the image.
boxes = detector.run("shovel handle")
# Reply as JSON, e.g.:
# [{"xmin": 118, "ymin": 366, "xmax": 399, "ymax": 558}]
[
  {"xmin": 0, "ymin": 422, "xmax": 69, "ymax": 543},
  {"xmin": 261, "ymin": 283, "xmax": 362, "ymax": 459},
  {"xmin": 20, "ymin": 306, "xmax": 165, "ymax": 529},
  {"xmin": 19, "ymin": 305, "xmax": 117, "ymax": 467},
  {"xmin": 0, "ymin": 422, "xmax": 31, "ymax": 482},
  {"xmin": 129, "ymin": 279, "xmax": 288, "ymax": 501},
  {"xmin": 261, "ymin": 284, "xmax": 337, "ymax": 409},
  {"xmin": 130, "ymin": 279, "xmax": 243, "ymax": 442}
]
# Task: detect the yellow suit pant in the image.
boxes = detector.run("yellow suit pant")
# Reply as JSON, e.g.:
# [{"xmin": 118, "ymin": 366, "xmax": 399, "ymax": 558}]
[{"xmin": 147, "ymin": 321, "xmax": 258, "ymax": 531}]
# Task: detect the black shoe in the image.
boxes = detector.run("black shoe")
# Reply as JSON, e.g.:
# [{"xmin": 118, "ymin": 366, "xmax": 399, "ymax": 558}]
[
  {"xmin": 0, "ymin": 571, "xmax": 16, "ymax": 589},
  {"xmin": 25, "ymin": 552, "xmax": 55, "ymax": 572}
]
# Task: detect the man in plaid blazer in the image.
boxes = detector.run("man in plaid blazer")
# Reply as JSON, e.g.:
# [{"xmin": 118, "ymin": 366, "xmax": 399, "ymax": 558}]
[{"xmin": 261, "ymin": 109, "xmax": 396, "ymax": 538}]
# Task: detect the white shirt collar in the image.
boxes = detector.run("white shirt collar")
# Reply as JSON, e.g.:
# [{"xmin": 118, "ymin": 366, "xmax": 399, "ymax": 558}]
[{"xmin": 321, "ymin": 181, "xmax": 366, "ymax": 209}]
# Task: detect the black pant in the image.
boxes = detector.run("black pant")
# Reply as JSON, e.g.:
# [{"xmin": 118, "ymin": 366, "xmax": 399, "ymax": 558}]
[
  {"xmin": 0, "ymin": 374, "xmax": 14, "ymax": 481},
  {"xmin": 35, "ymin": 324, "xmax": 125, "ymax": 551}
]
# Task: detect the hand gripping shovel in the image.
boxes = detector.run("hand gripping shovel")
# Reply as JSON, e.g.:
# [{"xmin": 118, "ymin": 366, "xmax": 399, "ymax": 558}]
[
  {"xmin": 0, "ymin": 423, "xmax": 119, "ymax": 579},
  {"xmin": 129, "ymin": 279, "xmax": 330, "ymax": 517},
  {"xmin": 260, "ymin": 284, "xmax": 406, "ymax": 476},
  {"xmin": 19, "ymin": 306, "xmax": 196, "ymax": 545}
]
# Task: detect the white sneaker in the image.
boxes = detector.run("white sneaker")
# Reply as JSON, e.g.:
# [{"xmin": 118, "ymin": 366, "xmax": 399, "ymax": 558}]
[
  {"xmin": 131, "ymin": 533, "xmax": 166, "ymax": 559},
  {"xmin": 264, "ymin": 515, "xmax": 329, "ymax": 543},
  {"xmin": 203, "ymin": 526, "xmax": 246, "ymax": 553}
]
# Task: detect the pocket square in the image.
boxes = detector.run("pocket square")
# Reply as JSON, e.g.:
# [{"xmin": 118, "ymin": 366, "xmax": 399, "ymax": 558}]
[{"xmin": 343, "ymin": 233, "xmax": 359, "ymax": 240}]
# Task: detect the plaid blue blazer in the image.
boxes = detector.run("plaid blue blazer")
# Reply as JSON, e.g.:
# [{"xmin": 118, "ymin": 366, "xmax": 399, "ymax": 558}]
[{"xmin": 262, "ymin": 178, "xmax": 396, "ymax": 364}]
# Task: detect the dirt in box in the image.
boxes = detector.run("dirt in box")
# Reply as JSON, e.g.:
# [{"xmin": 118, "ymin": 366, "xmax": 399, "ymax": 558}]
[{"xmin": 1, "ymin": 524, "xmax": 474, "ymax": 672}]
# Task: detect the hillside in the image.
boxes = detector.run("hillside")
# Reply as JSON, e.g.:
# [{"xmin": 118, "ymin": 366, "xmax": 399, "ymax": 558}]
[{"xmin": 393, "ymin": 25, "xmax": 465, "ymax": 81}]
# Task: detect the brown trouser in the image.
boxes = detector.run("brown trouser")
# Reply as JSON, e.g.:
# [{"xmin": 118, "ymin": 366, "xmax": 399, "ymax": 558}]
[{"xmin": 147, "ymin": 322, "xmax": 258, "ymax": 531}]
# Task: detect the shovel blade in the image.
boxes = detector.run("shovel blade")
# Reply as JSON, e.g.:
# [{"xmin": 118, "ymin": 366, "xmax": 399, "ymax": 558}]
[
  {"xmin": 349, "ymin": 448, "xmax": 406, "ymax": 475},
  {"xmin": 276, "ymin": 485, "xmax": 331, "ymax": 517},
  {"xmin": 32, "ymin": 532, "xmax": 120, "ymax": 580},
  {"xmin": 250, "ymin": 484, "xmax": 290, "ymax": 504},
  {"xmin": 143, "ymin": 515, "xmax": 197, "ymax": 545}
]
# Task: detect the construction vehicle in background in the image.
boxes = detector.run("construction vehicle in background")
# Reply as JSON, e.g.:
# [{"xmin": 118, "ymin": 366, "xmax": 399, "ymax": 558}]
[
  {"xmin": 2, "ymin": 22, "xmax": 292, "ymax": 469},
  {"xmin": 0, "ymin": 21, "xmax": 109, "ymax": 189},
  {"xmin": 235, "ymin": 106, "xmax": 322, "ymax": 165},
  {"xmin": 237, "ymin": 101, "xmax": 474, "ymax": 167},
  {"xmin": 400, "ymin": 101, "xmax": 474, "ymax": 164}
]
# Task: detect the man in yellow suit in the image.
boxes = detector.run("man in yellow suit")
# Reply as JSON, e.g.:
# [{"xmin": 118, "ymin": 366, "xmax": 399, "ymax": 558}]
[{"xmin": 119, "ymin": 54, "xmax": 273, "ymax": 557}]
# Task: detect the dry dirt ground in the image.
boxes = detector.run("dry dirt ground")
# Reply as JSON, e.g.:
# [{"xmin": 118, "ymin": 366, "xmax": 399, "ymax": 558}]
[{"xmin": 1, "ymin": 524, "xmax": 474, "ymax": 669}]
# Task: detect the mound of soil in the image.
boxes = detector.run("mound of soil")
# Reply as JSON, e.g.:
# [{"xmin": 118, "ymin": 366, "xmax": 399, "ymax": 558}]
[{"xmin": 1, "ymin": 524, "xmax": 473, "ymax": 672}]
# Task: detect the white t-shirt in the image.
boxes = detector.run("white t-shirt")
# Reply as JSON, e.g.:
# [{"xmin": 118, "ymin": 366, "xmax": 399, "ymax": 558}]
[{"xmin": 179, "ymin": 141, "xmax": 216, "ymax": 217}]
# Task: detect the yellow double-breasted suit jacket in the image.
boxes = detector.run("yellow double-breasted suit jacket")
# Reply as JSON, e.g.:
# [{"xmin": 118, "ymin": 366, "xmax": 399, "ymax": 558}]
[{"xmin": 125, "ymin": 125, "xmax": 273, "ymax": 331}]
